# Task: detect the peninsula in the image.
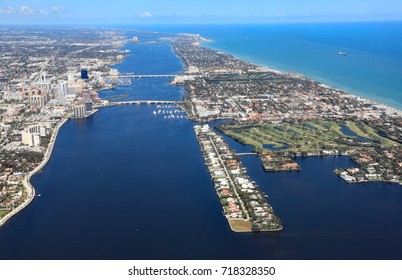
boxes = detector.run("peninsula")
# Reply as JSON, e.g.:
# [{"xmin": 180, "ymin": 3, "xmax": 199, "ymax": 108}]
[
  {"xmin": 194, "ymin": 124, "xmax": 282, "ymax": 232},
  {"xmin": 172, "ymin": 34, "xmax": 402, "ymax": 187}
]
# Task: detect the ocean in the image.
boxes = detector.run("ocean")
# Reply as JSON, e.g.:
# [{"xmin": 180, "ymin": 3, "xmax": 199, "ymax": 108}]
[
  {"xmin": 1, "ymin": 23, "xmax": 402, "ymax": 259},
  {"xmin": 145, "ymin": 22, "xmax": 402, "ymax": 109}
]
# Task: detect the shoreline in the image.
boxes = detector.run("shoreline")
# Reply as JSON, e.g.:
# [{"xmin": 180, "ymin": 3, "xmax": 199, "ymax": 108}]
[
  {"xmin": 201, "ymin": 40, "xmax": 402, "ymax": 115},
  {"xmin": 194, "ymin": 124, "xmax": 283, "ymax": 232},
  {"xmin": 0, "ymin": 115, "xmax": 70, "ymax": 228},
  {"xmin": 178, "ymin": 35, "xmax": 402, "ymax": 188}
]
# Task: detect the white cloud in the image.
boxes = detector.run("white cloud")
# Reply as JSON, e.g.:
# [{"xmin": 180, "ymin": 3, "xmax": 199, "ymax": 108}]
[
  {"xmin": 0, "ymin": 6, "xmax": 14, "ymax": 15},
  {"xmin": 0, "ymin": 5, "xmax": 65, "ymax": 16},
  {"xmin": 139, "ymin": 11, "xmax": 154, "ymax": 18},
  {"xmin": 19, "ymin": 6, "xmax": 35, "ymax": 15},
  {"xmin": 50, "ymin": 6, "xmax": 64, "ymax": 14}
]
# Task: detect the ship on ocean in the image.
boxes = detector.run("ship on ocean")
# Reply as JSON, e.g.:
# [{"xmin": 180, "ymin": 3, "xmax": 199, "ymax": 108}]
[{"xmin": 338, "ymin": 51, "xmax": 348, "ymax": 56}]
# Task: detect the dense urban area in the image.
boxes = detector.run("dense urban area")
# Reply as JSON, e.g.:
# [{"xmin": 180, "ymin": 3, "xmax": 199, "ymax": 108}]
[{"xmin": 0, "ymin": 27, "xmax": 128, "ymax": 224}]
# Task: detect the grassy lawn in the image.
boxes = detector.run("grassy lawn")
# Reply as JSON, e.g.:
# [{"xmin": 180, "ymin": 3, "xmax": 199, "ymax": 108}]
[
  {"xmin": 346, "ymin": 121, "xmax": 400, "ymax": 146},
  {"xmin": 0, "ymin": 210, "xmax": 10, "ymax": 218},
  {"xmin": 228, "ymin": 219, "xmax": 252, "ymax": 232},
  {"xmin": 218, "ymin": 120, "xmax": 399, "ymax": 153}
]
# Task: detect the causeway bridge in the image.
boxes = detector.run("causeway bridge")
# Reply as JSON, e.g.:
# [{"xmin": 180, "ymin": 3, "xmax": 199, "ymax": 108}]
[
  {"xmin": 104, "ymin": 73, "xmax": 176, "ymax": 85},
  {"xmin": 95, "ymin": 100, "xmax": 177, "ymax": 108},
  {"xmin": 115, "ymin": 100, "xmax": 176, "ymax": 105},
  {"xmin": 118, "ymin": 74, "xmax": 175, "ymax": 79}
]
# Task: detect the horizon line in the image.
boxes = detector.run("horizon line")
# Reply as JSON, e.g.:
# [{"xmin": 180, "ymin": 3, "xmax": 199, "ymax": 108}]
[{"xmin": 1, "ymin": 18, "xmax": 402, "ymax": 27}]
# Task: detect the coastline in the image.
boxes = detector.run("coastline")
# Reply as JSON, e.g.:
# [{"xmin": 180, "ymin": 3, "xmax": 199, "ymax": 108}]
[
  {"xmin": 201, "ymin": 41, "xmax": 402, "ymax": 115},
  {"xmin": 176, "ymin": 34, "xmax": 402, "ymax": 187},
  {"xmin": 0, "ymin": 115, "xmax": 70, "ymax": 228}
]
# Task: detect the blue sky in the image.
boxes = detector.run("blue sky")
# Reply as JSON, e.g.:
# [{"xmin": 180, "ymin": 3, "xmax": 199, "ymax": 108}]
[{"xmin": 1, "ymin": 0, "xmax": 402, "ymax": 24}]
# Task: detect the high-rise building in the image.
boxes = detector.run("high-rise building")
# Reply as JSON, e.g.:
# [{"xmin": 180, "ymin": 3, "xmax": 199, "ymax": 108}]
[
  {"xmin": 73, "ymin": 104, "xmax": 86, "ymax": 118},
  {"xmin": 85, "ymin": 101, "xmax": 93, "ymax": 112},
  {"xmin": 59, "ymin": 82, "xmax": 68, "ymax": 95},
  {"xmin": 0, "ymin": 75, "xmax": 8, "ymax": 91},
  {"xmin": 58, "ymin": 82, "xmax": 68, "ymax": 105},
  {"xmin": 41, "ymin": 72, "xmax": 47, "ymax": 83},
  {"xmin": 68, "ymin": 74, "xmax": 75, "ymax": 82},
  {"xmin": 21, "ymin": 123, "xmax": 51, "ymax": 147},
  {"xmin": 21, "ymin": 131, "xmax": 41, "ymax": 147},
  {"xmin": 89, "ymin": 91, "xmax": 101, "ymax": 103},
  {"xmin": 81, "ymin": 69, "xmax": 89, "ymax": 80},
  {"xmin": 58, "ymin": 90, "xmax": 66, "ymax": 105},
  {"xmin": 20, "ymin": 87, "xmax": 49, "ymax": 107},
  {"xmin": 38, "ymin": 72, "xmax": 50, "ymax": 90},
  {"xmin": 81, "ymin": 89, "xmax": 90, "ymax": 102}
]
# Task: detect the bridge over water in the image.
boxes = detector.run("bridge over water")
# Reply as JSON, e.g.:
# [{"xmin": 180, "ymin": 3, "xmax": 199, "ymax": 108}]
[
  {"xmin": 95, "ymin": 100, "xmax": 177, "ymax": 108},
  {"xmin": 118, "ymin": 74, "xmax": 175, "ymax": 79},
  {"xmin": 115, "ymin": 100, "xmax": 176, "ymax": 105},
  {"xmin": 104, "ymin": 73, "xmax": 176, "ymax": 85}
]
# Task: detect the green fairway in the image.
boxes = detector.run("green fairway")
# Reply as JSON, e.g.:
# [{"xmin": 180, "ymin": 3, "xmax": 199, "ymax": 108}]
[{"xmin": 217, "ymin": 121, "xmax": 399, "ymax": 153}]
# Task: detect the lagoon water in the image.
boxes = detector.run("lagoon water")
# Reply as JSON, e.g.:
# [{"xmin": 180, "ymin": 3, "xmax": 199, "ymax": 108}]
[{"xmin": 1, "ymin": 24, "xmax": 402, "ymax": 259}]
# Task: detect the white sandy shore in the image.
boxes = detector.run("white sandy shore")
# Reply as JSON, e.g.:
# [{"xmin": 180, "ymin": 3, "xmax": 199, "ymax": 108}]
[
  {"xmin": 199, "ymin": 36, "xmax": 402, "ymax": 116},
  {"xmin": 0, "ymin": 115, "xmax": 69, "ymax": 228}
]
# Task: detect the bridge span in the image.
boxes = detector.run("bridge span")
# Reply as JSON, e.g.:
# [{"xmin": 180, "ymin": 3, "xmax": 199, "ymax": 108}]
[
  {"xmin": 104, "ymin": 74, "xmax": 176, "ymax": 85},
  {"xmin": 115, "ymin": 100, "xmax": 176, "ymax": 105},
  {"xmin": 95, "ymin": 100, "xmax": 177, "ymax": 107},
  {"xmin": 118, "ymin": 74, "xmax": 175, "ymax": 79}
]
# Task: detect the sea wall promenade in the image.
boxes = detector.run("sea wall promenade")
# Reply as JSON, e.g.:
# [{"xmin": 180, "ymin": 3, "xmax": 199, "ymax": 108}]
[
  {"xmin": 194, "ymin": 124, "xmax": 282, "ymax": 232},
  {"xmin": 0, "ymin": 116, "xmax": 69, "ymax": 228}
]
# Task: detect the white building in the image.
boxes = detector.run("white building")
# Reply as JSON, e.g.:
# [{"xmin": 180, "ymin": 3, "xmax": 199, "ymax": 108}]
[
  {"xmin": 20, "ymin": 123, "xmax": 52, "ymax": 147},
  {"xmin": 73, "ymin": 104, "xmax": 86, "ymax": 118},
  {"xmin": 21, "ymin": 130, "xmax": 41, "ymax": 147}
]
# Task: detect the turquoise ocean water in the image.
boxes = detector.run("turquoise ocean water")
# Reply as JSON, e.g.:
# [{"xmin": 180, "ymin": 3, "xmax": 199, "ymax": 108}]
[{"xmin": 146, "ymin": 22, "xmax": 402, "ymax": 109}]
